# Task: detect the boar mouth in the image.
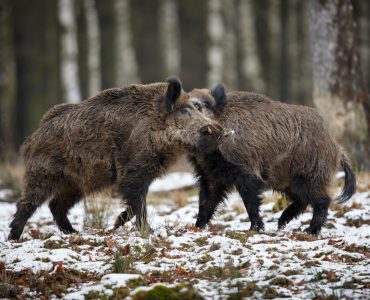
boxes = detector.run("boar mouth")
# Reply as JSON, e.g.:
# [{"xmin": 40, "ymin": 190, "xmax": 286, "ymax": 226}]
[{"xmin": 221, "ymin": 128, "xmax": 235, "ymax": 138}]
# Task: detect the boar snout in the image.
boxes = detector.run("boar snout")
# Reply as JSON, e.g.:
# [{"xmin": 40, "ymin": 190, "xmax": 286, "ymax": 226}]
[
  {"xmin": 197, "ymin": 123, "xmax": 228, "ymax": 152},
  {"xmin": 200, "ymin": 123, "xmax": 224, "ymax": 139}
]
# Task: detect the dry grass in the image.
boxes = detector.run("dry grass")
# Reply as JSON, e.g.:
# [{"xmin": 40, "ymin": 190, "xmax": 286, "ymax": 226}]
[
  {"xmin": 356, "ymin": 171, "xmax": 370, "ymax": 192},
  {"xmin": 0, "ymin": 162, "xmax": 23, "ymax": 201},
  {"xmin": 83, "ymin": 190, "xmax": 112, "ymax": 229}
]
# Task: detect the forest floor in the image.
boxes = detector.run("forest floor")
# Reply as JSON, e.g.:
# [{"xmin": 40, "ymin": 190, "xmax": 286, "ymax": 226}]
[{"xmin": 0, "ymin": 172, "xmax": 369, "ymax": 299}]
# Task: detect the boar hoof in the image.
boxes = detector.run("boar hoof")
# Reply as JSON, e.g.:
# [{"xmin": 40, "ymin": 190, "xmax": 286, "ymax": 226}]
[
  {"xmin": 60, "ymin": 227, "xmax": 78, "ymax": 234},
  {"xmin": 8, "ymin": 227, "xmax": 23, "ymax": 241},
  {"xmin": 304, "ymin": 227, "xmax": 320, "ymax": 236},
  {"xmin": 250, "ymin": 221, "xmax": 264, "ymax": 232},
  {"xmin": 195, "ymin": 219, "xmax": 207, "ymax": 229}
]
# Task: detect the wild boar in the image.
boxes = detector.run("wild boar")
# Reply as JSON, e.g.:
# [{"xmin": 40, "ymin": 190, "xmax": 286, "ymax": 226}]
[
  {"xmin": 189, "ymin": 86, "xmax": 356, "ymax": 235},
  {"xmin": 9, "ymin": 78, "xmax": 224, "ymax": 240}
]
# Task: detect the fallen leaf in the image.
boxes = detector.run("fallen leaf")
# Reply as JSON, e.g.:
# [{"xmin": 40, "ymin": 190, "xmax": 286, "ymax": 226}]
[{"xmin": 29, "ymin": 229, "xmax": 42, "ymax": 239}]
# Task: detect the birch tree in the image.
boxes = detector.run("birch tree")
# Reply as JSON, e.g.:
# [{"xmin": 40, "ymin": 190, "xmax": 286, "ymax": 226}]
[
  {"xmin": 309, "ymin": 0, "xmax": 370, "ymax": 167},
  {"xmin": 114, "ymin": 0, "xmax": 139, "ymax": 85},
  {"xmin": 58, "ymin": 0, "xmax": 81, "ymax": 103},
  {"xmin": 222, "ymin": 0, "xmax": 237, "ymax": 90},
  {"xmin": 84, "ymin": 0, "xmax": 101, "ymax": 96},
  {"xmin": 238, "ymin": 0, "xmax": 265, "ymax": 92},
  {"xmin": 159, "ymin": 0, "xmax": 181, "ymax": 77},
  {"xmin": 207, "ymin": 0, "xmax": 224, "ymax": 87}
]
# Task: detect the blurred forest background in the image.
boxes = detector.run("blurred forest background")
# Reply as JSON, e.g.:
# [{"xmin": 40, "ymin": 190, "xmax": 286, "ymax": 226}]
[{"xmin": 0, "ymin": 0, "xmax": 369, "ymax": 169}]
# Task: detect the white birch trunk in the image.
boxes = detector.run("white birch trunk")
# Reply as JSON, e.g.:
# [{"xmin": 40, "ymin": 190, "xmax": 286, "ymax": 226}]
[
  {"xmin": 58, "ymin": 0, "xmax": 81, "ymax": 103},
  {"xmin": 207, "ymin": 0, "xmax": 224, "ymax": 87},
  {"xmin": 114, "ymin": 0, "xmax": 139, "ymax": 85},
  {"xmin": 238, "ymin": 0, "xmax": 265, "ymax": 92},
  {"xmin": 84, "ymin": 0, "xmax": 101, "ymax": 96},
  {"xmin": 159, "ymin": 0, "xmax": 181, "ymax": 77},
  {"xmin": 223, "ymin": 0, "xmax": 237, "ymax": 90}
]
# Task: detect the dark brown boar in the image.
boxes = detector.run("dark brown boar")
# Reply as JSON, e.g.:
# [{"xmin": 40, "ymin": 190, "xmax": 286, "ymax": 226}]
[
  {"xmin": 8, "ymin": 78, "xmax": 224, "ymax": 240},
  {"xmin": 189, "ymin": 86, "xmax": 356, "ymax": 235}
]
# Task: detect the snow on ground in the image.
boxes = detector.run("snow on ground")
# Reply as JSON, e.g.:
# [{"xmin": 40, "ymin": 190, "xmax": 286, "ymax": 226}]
[
  {"xmin": 148, "ymin": 172, "xmax": 197, "ymax": 192},
  {"xmin": 0, "ymin": 172, "xmax": 369, "ymax": 299}
]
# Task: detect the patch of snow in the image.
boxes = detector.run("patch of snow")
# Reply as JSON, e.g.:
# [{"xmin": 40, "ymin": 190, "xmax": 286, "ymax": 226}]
[
  {"xmin": 100, "ymin": 273, "xmax": 142, "ymax": 287},
  {"xmin": 149, "ymin": 172, "xmax": 196, "ymax": 192},
  {"xmin": 0, "ymin": 189, "xmax": 13, "ymax": 200}
]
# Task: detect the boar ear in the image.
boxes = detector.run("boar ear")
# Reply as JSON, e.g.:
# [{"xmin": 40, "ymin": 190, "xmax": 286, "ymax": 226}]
[
  {"xmin": 166, "ymin": 77, "xmax": 182, "ymax": 111},
  {"xmin": 211, "ymin": 84, "xmax": 227, "ymax": 111}
]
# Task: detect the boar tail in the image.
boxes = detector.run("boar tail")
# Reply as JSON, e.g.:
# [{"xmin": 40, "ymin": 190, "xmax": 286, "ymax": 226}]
[{"xmin": 335, "ymin": 153, "xmax": 356, "ymax": 204}]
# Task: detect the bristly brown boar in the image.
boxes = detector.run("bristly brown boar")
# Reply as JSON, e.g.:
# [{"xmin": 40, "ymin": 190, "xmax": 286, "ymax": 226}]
[
  {"xmin": 8, "ymin": 78, "xmax": 224, "ymax": 240},
  {"xmin": 189, "ymin": 86, "xmax": 356, "ymax": 235}
]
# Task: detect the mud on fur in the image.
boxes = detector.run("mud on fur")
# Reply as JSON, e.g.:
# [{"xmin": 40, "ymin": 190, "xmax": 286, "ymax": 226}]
[
  {"xmin": 8, "ymin": 78, "xmax": 225, "ymax": 240},
  {"xmin": 189, "ymin": 85, "xmax": 356, "ymax": 235}
]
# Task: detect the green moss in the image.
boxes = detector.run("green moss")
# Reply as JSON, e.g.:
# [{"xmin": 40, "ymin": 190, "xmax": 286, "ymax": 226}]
[
  {"xmin": 0, "ymin": 282, "xmax": 10, "ymax": 298},
  {"xmin": 124, "ymin": 277, "xmax": 146, "ymax": 289},
  {"xmin": 283, "ymin": 269, "xmax": 302, "ymax": 276},
  {"xmin": 69, "ymin": 236, "xmax": 101, "ymax": 247},
  {"xmin": 197, "ymin": 254, "xmax": 214, "ymax": 264},
  {"xmin": 304, "ymin": 260, "xmax": 320, "ymax": 267},
  {"xmin": 263, "ymin": 286, "xmax": 279, "ymax": 299},
  {"xmin": 228, "ymin": 282, "xmax": 261, "ymax": 299},
  {"xmin": 209, "ymin": 243, "xmax": 221, "ymax": 252},
  {"xmin": 84, "ymin": 290, "xmax": 111, "ymax": 300},
  {"xmin": 225, "ymin": 231, "xmax": 255, "ymax": 244},
  {"xmin": 268, "ymin": 264, "xmax": 279, "ymax": 271},
  {"xmin": 180, "ymin": 243, "xmax": 192, "ymax": 250},
  {"xmin": 270, "ymin": 276, "xmax": 292, "ymax": 287},
  {"xmin": 194, "ymin": 237, "xmax": 209, "ymax": 247},
  {"xmin": 131, "ymin": 284, "xmax": 203, "ymax": 300}
]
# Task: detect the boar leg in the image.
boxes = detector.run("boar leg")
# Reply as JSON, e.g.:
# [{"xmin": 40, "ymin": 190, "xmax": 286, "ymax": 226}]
[
  {"xmin": 236, "ymin": 176, "xmax": 266, "ymax": 231},
  {"xmin": 8, "ymin": 200, "xmax": 38, "ymax": 240},
  {"xmin": 113, "ymin": 208, "xmax": 134, "ymax": 230},
  {"xmin": 305, "ymin": 195, "xmax": 330, "ymax": 235},
  {"xmin": 49, "ymin": 186, "xmax": 81, "ymax": 234},
  {"xmin": 119, "ymin": 176, "xmax": 151, "ymax": 232},
  {"xmin": 195, "ymin": 177, "xmax": 230, "ymax": 229},
  {"xmin": 278, "ymin": 191, "xmax": 308, "ymax": 229},
  {"xmin": 9, "ymin": 176, "xmax": 54, "ymax": 240}
]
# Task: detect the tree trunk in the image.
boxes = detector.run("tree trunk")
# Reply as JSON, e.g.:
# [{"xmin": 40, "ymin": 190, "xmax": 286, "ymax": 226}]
[
  {"xmin": 159, "ymin": 0, "xmax": 181, "ymax": 77},
  {"xmin": 177, "ymin": 0, "xmax": 208, "ymax": 89},
  {"xmin": 267, "ymin": 0, "xmax": 281, "ymax": 100},
  {"xmin": 238, "ymin": 0, "xmax": 265, "ymax": 93},
  {"xmin": 309, "ymin": 0, "xmax": 370, "ymax": 168},
  {"xmin": 279, "ymin": 0, "xmax": 289, "ymax": 102},
  {"xmin": 83, "ymin": 0, "xmax": 101, "ymax": 96},
  {"xmin": 222, "ymin": 0, "xmax": 237, "ymax": 90},
  {"xmin": 58, "ymin": 0, "xmax": 81, "ymax": 103},
  {"xmin": 206, "ymin": 0, "xmax": 224, "ymax": 87},
  {"xmin": 114, "ymin": 0, "xmax": 140, "ymax": 85},
  {"xmin": 0, "ymin": 0, "xmax": 16, "ymax": 159}
]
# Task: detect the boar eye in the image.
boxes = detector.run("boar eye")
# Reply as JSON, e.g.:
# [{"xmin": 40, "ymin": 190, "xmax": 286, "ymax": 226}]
[
  {"xmin": 204, "ymin": 101, "xmax": 211, "ymax": 109},
  {"xmin": 194, "ymin": 103, "xmax": 202, "ymax": 111},
  {"xmin": 180, "ymin": 107, "xmax": 192, "ymax": 115}
]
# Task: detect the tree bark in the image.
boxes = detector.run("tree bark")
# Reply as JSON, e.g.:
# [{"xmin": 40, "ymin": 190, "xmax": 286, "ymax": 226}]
[
  {"xmin": 0, "ymin": 0, "xmax": 16, "ymax": 159},
  {"xmin": 238, "ymin": 0, "xmax": 265, "ymax": 93},
  {"xmin": 84, "ymin": 0, "xmax": 101, "ymax": 96},
  {"xmin": 222, "ymin": 0, "xmax": 237, "ymax": 90},
  {"xmin": 58, "ymin": 0, "xmax": 81, "ymax": 103},
  {"xmin": 114, "ymin": 0, "xmax": 140, "ymax": 85},
  {"xmin": 309, "ymin": 0, "xmax": 370, "ymax": 167},
  {"xmin": 159, "ymin": 0, "xmax": 181, "ymax": 77},
  {"xmin": 206, "ymin": 0, "xmax": 224, "ymax": 87}
]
